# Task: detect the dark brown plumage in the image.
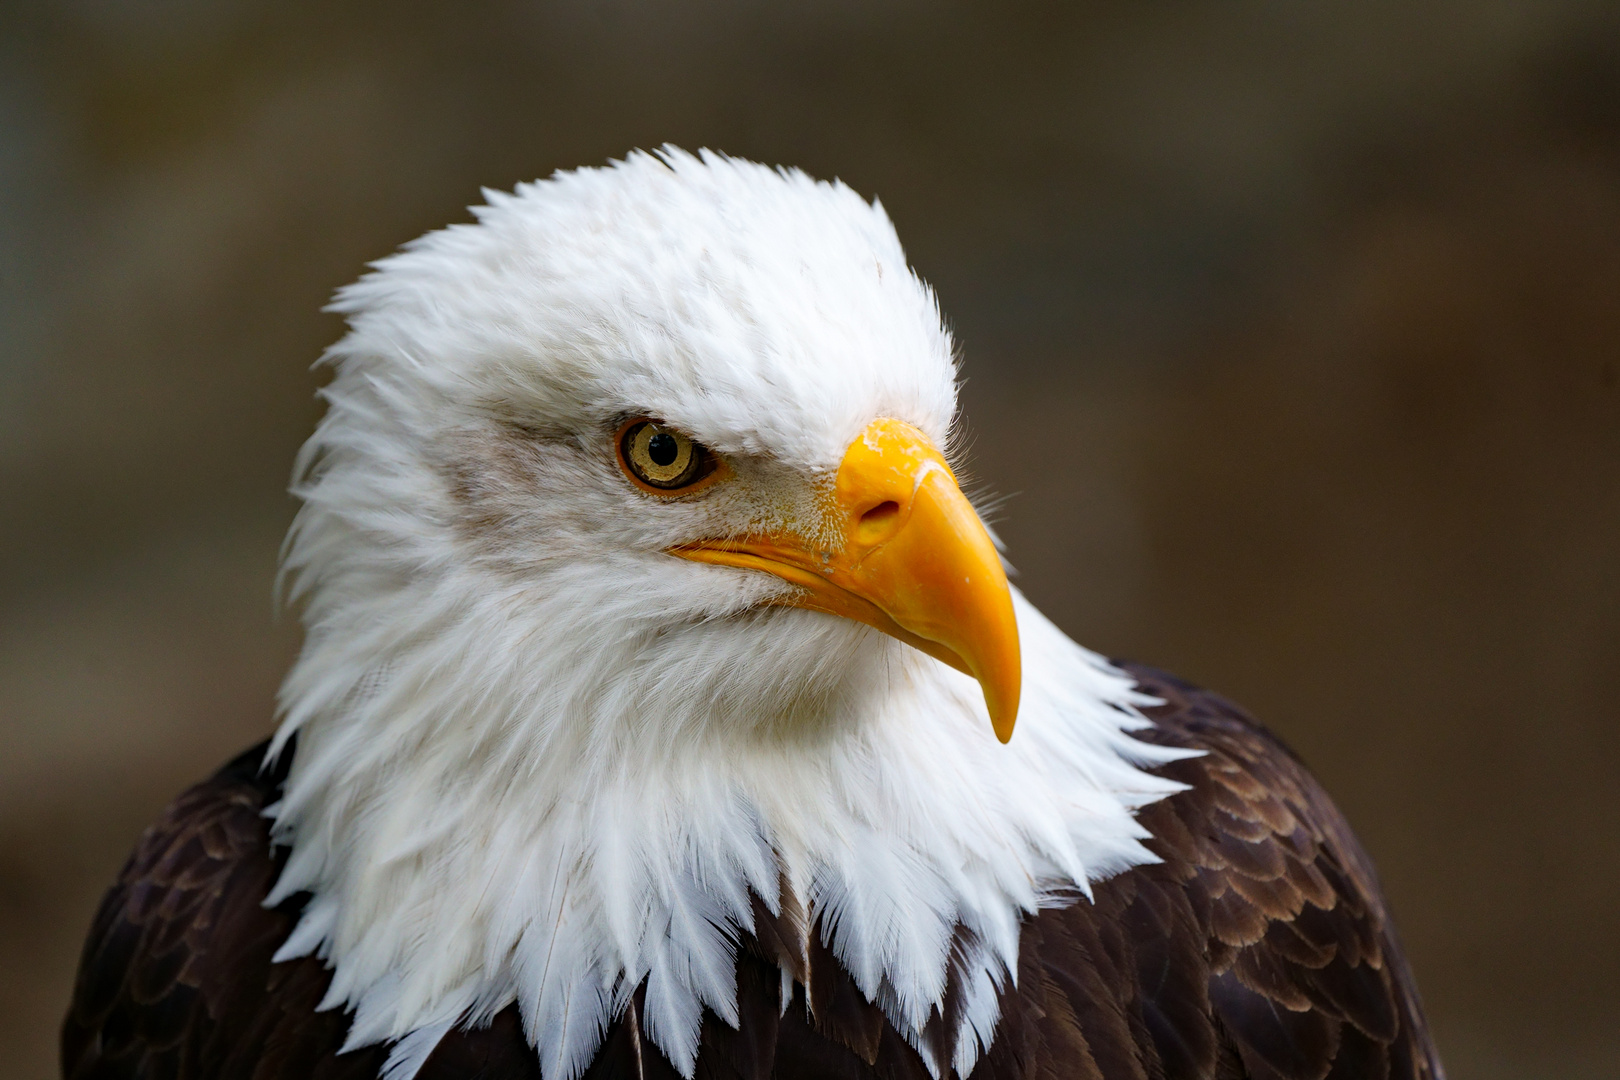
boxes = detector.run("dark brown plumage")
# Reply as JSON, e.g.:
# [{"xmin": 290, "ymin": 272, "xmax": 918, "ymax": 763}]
[{"xmin": 62, "ymin": 664, "xmax": 1444, "ymax": 1080}]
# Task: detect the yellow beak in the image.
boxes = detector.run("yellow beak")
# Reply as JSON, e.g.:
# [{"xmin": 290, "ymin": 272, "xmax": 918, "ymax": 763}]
[{"xmin": 672, "ymin": 418, "xmax": 1021, "ymax": 742}]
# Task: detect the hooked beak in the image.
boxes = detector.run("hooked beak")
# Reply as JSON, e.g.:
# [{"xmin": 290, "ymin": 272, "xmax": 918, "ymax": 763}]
[{"xmin": 672, "ymin": 418, "xmax": 1021, "ymax": 742}]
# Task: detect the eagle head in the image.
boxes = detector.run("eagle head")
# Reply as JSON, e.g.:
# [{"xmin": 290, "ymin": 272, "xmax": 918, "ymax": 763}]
[
  {"xmin": 267, "ymin": 147, "xmax": 1179, "ymax": 1080},
  {"xmin": 283, "ymin": 147, "xmax": 1016, "ymax": 750}
]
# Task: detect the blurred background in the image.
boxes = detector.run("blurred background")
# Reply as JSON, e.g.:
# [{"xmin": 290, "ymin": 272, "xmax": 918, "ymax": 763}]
[{"xmin": 2, "ymin": 1, "xmax": 1618, "ymax": 1076}]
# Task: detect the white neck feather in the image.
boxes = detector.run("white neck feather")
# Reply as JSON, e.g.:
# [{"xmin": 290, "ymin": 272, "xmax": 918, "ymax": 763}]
[{"xmin": 266, "ymin": 569, "xmax": 1190, "ymax": 1080}]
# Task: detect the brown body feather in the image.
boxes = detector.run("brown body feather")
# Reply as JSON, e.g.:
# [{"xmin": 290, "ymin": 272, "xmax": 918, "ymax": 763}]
[{"xmin": 63, "ymin": 664, "xmax": 1444, "ymax": 1080}]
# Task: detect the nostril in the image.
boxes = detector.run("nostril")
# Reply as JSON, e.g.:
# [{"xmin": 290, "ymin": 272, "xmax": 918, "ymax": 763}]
[
  {"xmin": 861, "ymin": 501, "xmax": 900, "ymax": 526},
  {"xmin": 856, "ymin": 500, "xmax": 901, "ymax": 544}
]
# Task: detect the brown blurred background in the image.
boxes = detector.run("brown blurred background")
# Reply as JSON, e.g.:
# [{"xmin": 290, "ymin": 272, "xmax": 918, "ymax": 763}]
[{"xmin": 2, "ymin": 1, "xmax": 1618, "ymax": 1077}]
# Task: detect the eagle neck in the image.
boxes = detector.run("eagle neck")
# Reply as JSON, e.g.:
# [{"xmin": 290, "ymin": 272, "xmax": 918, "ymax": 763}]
[{"xmin": 265, "ymin": 592, "xmax": 1190, "ymax": 1080}]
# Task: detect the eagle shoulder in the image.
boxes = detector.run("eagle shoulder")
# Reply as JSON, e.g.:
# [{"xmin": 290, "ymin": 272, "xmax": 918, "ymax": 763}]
[
  {"xmin": 61, "ymin": 744, "xmax": 546, "ymax": 1080},
  {"xmin": 61, "ymin": 743, "xmax": 384, "ymax": 1079},
  {"xmin": 993, "ymin": 662, "xmax": 1446, "ymax": 1080}
]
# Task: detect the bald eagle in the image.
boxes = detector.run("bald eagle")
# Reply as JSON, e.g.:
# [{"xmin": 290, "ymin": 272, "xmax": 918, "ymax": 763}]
[{"xmin": 64, "ymin": 149, "xmax": 1443, "ymax": 1080}]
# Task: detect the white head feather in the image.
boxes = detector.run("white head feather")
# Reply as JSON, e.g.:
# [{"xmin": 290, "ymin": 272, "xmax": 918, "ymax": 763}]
[{"xmin": 266, "ymin": 148, "xmax": 1190, "ymax": 1080}]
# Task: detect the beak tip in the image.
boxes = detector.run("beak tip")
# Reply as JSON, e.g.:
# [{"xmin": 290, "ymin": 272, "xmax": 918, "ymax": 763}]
[
  {"xmin": 986, "ymin": 688, "xmax": 1019, "ymax": 744},
  {"xmin": 983, "ymin": 644, "xmax": 1020, "ymax": 745}
]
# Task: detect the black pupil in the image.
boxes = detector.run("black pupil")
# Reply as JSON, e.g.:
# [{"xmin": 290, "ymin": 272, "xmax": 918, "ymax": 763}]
[{"xmin": 647, "ymin": 432, "xmax": 680, "ymax": 467}]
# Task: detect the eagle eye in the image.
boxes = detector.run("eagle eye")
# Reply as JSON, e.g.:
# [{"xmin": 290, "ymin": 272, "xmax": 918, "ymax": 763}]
[{"xmin": 616, "ymin": 419, "xmax": 718, "ymax": 494}]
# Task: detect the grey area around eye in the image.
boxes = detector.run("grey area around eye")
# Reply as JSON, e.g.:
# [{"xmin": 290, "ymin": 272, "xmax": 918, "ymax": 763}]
[
  {"xmin": 442, "ymin": 429, "xmax": 554, "ymax": 535},
  {"xmin": 437, "ymin": 423, "xmax": 644, "ymax": 572}
]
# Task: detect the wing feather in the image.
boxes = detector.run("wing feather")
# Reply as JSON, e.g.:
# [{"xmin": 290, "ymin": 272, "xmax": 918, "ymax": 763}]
[{"xmin": 1099, "ymin": 663, "xmax": 1444, "ymax": 1080}]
